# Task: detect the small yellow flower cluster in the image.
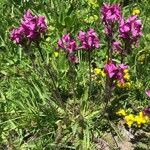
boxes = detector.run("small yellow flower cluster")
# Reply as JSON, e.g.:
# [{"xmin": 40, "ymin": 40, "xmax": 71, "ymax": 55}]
[
  {"xmin": 132, "ymin": 9, "xmax": 140, "ymax": 16},
  {"xmin": 124, "ymin": 114, "xmax": 135, "ymax": 127},
  {"xmin": 116, "ymin": 109, "xmax": 149, "ymax": 128},
  {"xmin": 116, "ymin": 69, "xmax": 131, "ymax": 89},
  {"xmin": 116, "ymin": 109, "xmax": 126, "ymax": 116},
  {"xmin": 116, "ymin": 81, "xmax": 131, "ymax": 89},
  {"xmin": 135, "ymin": 112, "xmax": 149, "ymax": 127},
  {"xmin": 91, "ymin": 67, "xmax": 105, "ymax": 82},
  {"xmin": 123, "ymin": 69, "xmax": 130, "ymax": 80},
  {"xmin": 94, "ymin": 68, "xmax": 105, "ymax": 77},
  {"xmin": 84, "ymin": 15, "xmax": 98, "ymax": 24},
  {"xmin": 85, "ymin": 0, "xmax": 99, "ymax": 9},
  {"xmin": 54, "ymin": 52, "xmax": 59, "ymax": 58}
]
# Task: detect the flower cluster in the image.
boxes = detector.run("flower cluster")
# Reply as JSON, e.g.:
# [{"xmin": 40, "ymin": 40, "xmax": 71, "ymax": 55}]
[
  {"xmin": 57, "ymin": 28, "xmax": 100, "ymax": 63},
  {"xmin": 57, "ymin": 34, "xmax": 78, "ymax": 63},
  {"xmin": 116, "ymin": 109, "xmax": 126, "ymax": 116},
  {"xmin": 111, "ymin": 41, "xmax": 122, "ymax": 52},
  {"xmin": 57, "ymin": 34, "xmax": 77, "ymax": 54},
  {"xmin": 94, "ymin": 67, "xmax": 105, "ymax": 77},
  {"xmin": 116, "ymin": 109, "xmax": 149, "ymax": 128},
  {"xmin": 119, "ymin": 16, "xmax": 142, "ymax": 47},
  {"xmin": 101, "ymin": 3, "xmax": 121, "ymax": 35},
  {"xmin": 104, "ymin": 61, "xmax": 130, "ymax": 87},
  {"xmin": 104, "ymin": 61, "xmax": 117, "ymax": 78},
  {"xmin": 100, "ymin": 3, "xmax": 142, "ymax": 57},
  {"xmin": 116, "ymin": 68, "xmax": 131, "ymax": 88},
  {"xmin": 132, "ymin": 9, "xmax": 140, "ymax": 16},
  {"xmin": 90, "ymin": 67, "xmax": 106, "ymax": 82},
  {"xmin": 10, "ymin": 10, "xmax": 47, "ymax": 45},
  {"xmin": 77, "ymin": 28, "xmax": 100, "ymax": 50}
]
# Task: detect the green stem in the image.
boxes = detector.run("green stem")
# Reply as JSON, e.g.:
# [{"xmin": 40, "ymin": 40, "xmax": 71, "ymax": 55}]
[
  {"xmin": 88, "ymin": 51, "xmax": 92, "ymax": 101},
  {"xmin": 98, "ymin": 36, "xmax": 112, "ymax": 120},
  {"xmin": 37, "ymin": 43, "xmax": 64, "ymax": 108}
]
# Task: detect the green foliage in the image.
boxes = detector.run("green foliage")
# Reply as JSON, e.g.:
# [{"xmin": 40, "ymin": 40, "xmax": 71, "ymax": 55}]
[{"xmin": 0, "ymin": 0, "xmax": 150, "ymax": 149}]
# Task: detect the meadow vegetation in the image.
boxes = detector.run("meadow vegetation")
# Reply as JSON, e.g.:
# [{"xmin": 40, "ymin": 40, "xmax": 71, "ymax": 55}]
[{"xmin": 0, "ymin": 0, "xmax": 150, "ymax": 149}]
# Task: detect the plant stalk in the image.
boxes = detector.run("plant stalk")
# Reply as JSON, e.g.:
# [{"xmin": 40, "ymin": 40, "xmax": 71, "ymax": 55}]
[
  {"xmin": 98, "ymin": 35, "xmax": 113, "ymax": 120},
  {"xmin": 37, "ymin": 43, "xmax": 64, "ymax": 108},
  {"xmin": 88, "ymin": 50, "xmax": 92, "ymax": 101}
]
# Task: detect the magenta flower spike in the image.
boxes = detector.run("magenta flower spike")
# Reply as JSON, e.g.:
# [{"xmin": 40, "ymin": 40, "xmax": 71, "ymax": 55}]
[
  {"xmin": 10, "ymin": 26, "xmax": 24, "ymax": 44},
  {"xmin": 101, "ymin": 3, "xmax": 121, "ymax": 35},
  {"xmin": 68, "ymin": 55, "xmax": 78, "ymax": 63},
  {"xmin": 115, "ymin": 64, "xmax": 128, "ymax": 83},
  {"xmin": 10, "ymin": 9, "xmax": 47, "ymax": 44},
  {"xmin": 118, "ymin": 64, "xmax": 128, "ymax": 70},
  {"xmin": 57, "ymin": 33, "xmax": 78, "ymax": 63},
  {"xmin": 104, "ymin": 62, "xmax": 128, "ymax": 85},
  {"xmin": 104, "ymin": 61, "xmax": 117, "ymax": 78},
  {"xmin": 119, "ymin": 16, "xmax": 142, "ymax": 47},
  {"xmin": 57, "ymin": 33, "xmax": 77, "ymax": 53},
  {"xmin": 101, "ymin": 3, "xmax": 121, "ymax": 24},
  {"xmin": 77, "ymin": 28, "xmax": 99, "ymax": 50},
  {"xmin": 37, "ymin": 16, "xmax": 47, "ymax": 33},
  {"xmin": 112, "ymin": 41, "xmax": 122, "ymax": 52}
]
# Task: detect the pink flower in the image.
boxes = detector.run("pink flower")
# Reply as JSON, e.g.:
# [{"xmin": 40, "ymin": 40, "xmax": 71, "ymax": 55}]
[
  {"xmin": 9, "ymin": 26, "xmax": 24, "ymax": 44},
  {"xmin": 104, "ymin": 62, "xmax": 128, "ymax": 84},
  {"xmin": 115, "ymin": 64, "xmax": 128, "ymax": 83},
  {"xmin": 57, "ymin": 33, "xmax": 77, "ymax": 53},
  {"xmin": 10, "ymin": 9, "xmax": 47, "ymax": 44},
  {"xmin": 101, "ymin": 3, "xmax": 121, "ymax": 23},
  {"xmin": 104, "ymin": 61, "xmax": 117, "ymax": 78},
  {"xmin": 119, "ymin": 16, "xmax": 142, "ymax": 47},
  {"xmin": 77, "ymin": 28, "xmax": 99, "ymax": 50},
  {"xmin": 101, "ymin": 3, "xmax": 121, "ymax": 35},
  {"xmin": 112, "ymin": 41, "xmax": 122, "ymax": 52},
  {"xmin": 118, "ymin": 64, "xmax": 128, "ymax": 70},
  {"xmin": 68, "ymin": 55, "xmax": 78, "ymax": 63},
  {"xmin": 37, "ymin": 16, "xmax": 47, "ymax": 33},
  {"xmin": 57, "ymin": 33, "xmax": 78, "ymax": 63},
  {"xmin": 145, "ymin": 90, "xmax": 150, "ymax": 98},
  {"xmin": 22, "ymin": 9, "xmax": 34, "ymax": 21},
  {"xmin": 21, "ymin": 10, "xmax": 47, "ymax": 40}
]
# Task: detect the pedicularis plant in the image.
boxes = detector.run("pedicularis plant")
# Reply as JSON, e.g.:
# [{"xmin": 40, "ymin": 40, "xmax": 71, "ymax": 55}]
[{"xmin": 8, "ymin": 2, "xmax": 150, "ymax": 149}]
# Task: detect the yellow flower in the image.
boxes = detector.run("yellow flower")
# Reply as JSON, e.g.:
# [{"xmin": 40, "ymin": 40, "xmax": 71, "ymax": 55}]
[
  {"xmin": 116, "ymin": 81, "xmax": 122, "ymax": 88},
  {"xmin": 94, "ymin": 68, "xmax": 101, "ymax": 75},
  {"xmin": 116, "ymin": 81, "xmax": 131, "ymax": 89},
  {"xmin": 135, "ymin": 112, "xmax": 149, "ymax": 127},
  {"xmin": 123, "ymin": 69, "xmax": 130, "ymax": 80},
  {"xmin": 101, "ymin": 70, "xmax": 106, "ymax": 77},
  {"xmin": 123, "ymin": 69, "xmax": 129, "ymax": 73},
  {"xmin": 124, "ymin": 114, "xmax": 135, "ymax": 127},
  {"xmin": 94, "ymin": 68, "xmax": 106, "ymax": 77},
  {"xmin": 116, "ymin": 81, "xmax": 125, "ymax": 88},
  {"xmin": 124, "ymin": 73, "xmax": 130, "ymax": 80},
  {"xmin": 116, "ymin": 109, "xmax": 126, "ymax": 116},
  {"xmin": 132, "ymin": 9, "xmax": 140, "ymax": 16},
  {"xmin": 125, "ymin": 82, "xmax": 131, "ymax": 89},
  {"xmin": 54, "ymin": 52, "xmax": 59, "ymax": 58}
]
